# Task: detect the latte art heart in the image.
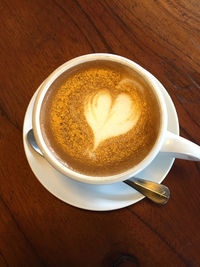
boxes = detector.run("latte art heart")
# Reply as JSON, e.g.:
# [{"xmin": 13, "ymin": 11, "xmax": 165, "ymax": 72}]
[{"xmin": 84, "ymin": 90, "xmax": 141, "ymax": 150}]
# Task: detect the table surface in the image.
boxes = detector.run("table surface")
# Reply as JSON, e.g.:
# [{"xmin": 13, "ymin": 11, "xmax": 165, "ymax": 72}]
[{"xmin": 0, "ymin": 0, "xmax": 200, "ymax": 266}]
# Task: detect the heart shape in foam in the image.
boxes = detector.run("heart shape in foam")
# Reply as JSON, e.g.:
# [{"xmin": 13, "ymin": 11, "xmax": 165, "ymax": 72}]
[{"xmin": 84, "ymin": 89, "xmax": 140, "ymax": 150}]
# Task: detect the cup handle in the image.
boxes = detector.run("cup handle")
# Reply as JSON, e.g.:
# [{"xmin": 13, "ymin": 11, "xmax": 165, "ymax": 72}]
[{"xmin": 160, "ymin": 131, "xmax": 200, "ymax": 161}]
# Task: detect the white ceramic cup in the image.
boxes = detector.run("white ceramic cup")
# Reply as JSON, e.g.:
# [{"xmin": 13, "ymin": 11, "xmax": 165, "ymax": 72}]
[{"xmin": 32, "ymin": 53, "xmax": 200, "ymax": 184}]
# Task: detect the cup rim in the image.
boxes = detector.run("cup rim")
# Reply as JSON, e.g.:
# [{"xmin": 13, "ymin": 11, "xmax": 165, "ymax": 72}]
[{"xmin": 32, "ymin": 53, "xmax": 168, "ymax": 184}]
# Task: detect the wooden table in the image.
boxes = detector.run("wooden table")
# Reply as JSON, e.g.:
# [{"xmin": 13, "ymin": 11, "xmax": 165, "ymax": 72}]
[{"xmin": 1, "ymin": 1, "xmax": 200, "ymax": 266}]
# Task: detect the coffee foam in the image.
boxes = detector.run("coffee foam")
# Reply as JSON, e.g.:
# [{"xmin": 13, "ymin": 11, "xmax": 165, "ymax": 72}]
[
  {"xmin": 84, "ymin": 88, "xmax": 141, "ymax": 151},
  {"xmin": 40, "ymin": 61, "xmax": 160, "ymax": 176}
]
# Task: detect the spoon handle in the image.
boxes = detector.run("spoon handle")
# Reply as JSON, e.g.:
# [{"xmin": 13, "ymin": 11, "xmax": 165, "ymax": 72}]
[{"xmin": 123, "ymin": 178, "xmax": 170, "ymax": 205}]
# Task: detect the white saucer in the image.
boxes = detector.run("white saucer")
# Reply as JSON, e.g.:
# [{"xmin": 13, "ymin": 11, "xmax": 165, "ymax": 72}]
[{"xmin": 23, "ymin": 77, "xmax": 179, "ymax": 211}]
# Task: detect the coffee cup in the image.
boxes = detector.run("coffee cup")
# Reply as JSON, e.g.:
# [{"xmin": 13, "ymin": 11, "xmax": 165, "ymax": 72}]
[{"xmin": 32, "ymin": 53, "xmax": 200, "ymax": 184}]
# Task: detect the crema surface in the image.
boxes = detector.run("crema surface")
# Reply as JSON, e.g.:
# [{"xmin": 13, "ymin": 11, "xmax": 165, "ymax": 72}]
[{"xmin": 40, "ymin": 61, "xmax": 161, "ymax": 176}]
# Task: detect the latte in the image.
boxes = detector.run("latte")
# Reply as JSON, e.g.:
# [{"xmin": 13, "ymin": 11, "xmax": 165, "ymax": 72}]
[{"xmin": 40, "ymin": 60, "xmax": 161, "ymax": 176}]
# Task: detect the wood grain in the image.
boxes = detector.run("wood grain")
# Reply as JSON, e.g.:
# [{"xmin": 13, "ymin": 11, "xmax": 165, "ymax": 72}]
[{"xmin": 0, "ymin": 0, "xmax": 200, "ymax": 266}]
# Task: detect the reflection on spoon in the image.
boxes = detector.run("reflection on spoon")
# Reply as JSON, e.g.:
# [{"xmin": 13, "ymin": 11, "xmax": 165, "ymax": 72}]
[{"xmin": 27, "ymin": 129, "xmax": 170, "ymax": 205}]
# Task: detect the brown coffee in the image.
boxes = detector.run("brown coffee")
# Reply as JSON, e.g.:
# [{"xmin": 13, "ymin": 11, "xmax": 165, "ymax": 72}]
[{"xmin": 40, "ymin": 60, "xmax": 161, "ymax": 176}]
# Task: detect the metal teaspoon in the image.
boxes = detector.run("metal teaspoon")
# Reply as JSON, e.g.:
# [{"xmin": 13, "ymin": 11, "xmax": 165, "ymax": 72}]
[{"xmin": 27, "ymin": 129, "xmax": 170, "ymax": 205}]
